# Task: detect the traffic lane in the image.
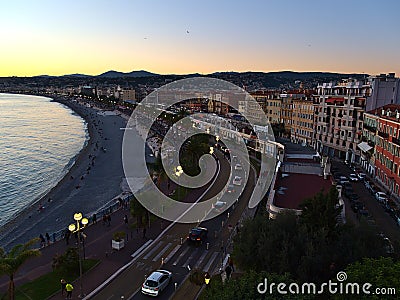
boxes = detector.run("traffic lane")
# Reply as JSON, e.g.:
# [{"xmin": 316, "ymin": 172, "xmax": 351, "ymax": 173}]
[
  {"xmin": 130, "ymin": 265, "xmax": 187, "ymax": 300},
  {"xmin": 332, "ymin": 160, "xmax": 400, "ymax": 242},
  {"xmin": 352, "ymin": 181, "xmax": 400, "ymax": 242},
  {"xmin": 92, "ymin": 153, "xmax": 230, "ymax": 299}
]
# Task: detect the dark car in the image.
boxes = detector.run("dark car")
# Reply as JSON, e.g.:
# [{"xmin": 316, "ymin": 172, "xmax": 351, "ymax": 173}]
[{"xmin": 187, "ymin": 227, "xmax": 208, "ymax": 244}]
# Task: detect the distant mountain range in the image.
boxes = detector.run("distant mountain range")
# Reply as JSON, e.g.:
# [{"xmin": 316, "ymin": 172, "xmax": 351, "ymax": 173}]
[{"xmin": 30, "ymin": 70, "xmax": 367, "ymax": 81}]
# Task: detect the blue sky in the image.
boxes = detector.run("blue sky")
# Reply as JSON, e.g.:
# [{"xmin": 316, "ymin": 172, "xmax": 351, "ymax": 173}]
[{"xmin": 1, "ymin": 0, "xmax": 399, "ymax": 76}]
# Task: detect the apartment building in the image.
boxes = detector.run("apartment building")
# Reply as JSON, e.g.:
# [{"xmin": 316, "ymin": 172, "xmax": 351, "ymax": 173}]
[
  {"xmin": 281, "ymin": 93, "xmax": 305, "ymax": 133},
  {"xmin": 360, "ymin": 111, "xmax": 378, "ymax": 176},
  {"xmin": 291, "ymin": 98, "xmax": 314, "ymax": 145},
  {"xmin": 313, "ymin": 79, "xmax": 371, "ymax": 161},
  {"xmin": 374, "ymin": 104, "xmax": 400, "ymax": 199},
  {"xmin": 249, "ymin": 91, "xmax": 282, "ymax": 124},
  {"xmin": 366, "ymin": 73, "xmax": 400, "ymax": 111}
]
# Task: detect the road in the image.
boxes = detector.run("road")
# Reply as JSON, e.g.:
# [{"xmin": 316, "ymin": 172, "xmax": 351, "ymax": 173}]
[
  {"xmin": 332, "ymin": 159, "xmax": 400, "ymax": 243},
  {"xmin": 88, "ymin": 149, "xmax": 255, "ymax": 299}
]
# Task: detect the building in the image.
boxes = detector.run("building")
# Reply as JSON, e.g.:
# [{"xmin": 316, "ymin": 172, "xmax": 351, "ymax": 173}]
[
  {"xmin": 249, "ymin": 91, "xmax": 282, "ymax": 124},
  {"xmin": 366, "ymin": 73, "xmax": 400, "ymax": 112},
  {"xmin": 281, "ymin": 93, "xmax": 305, "ymax": 134},
  {"xmin": 374, "ymin": 104, "xmax": 400, "ymax": 199},
  {"xmin": 121, "ymin": 89, "xmax": 136, "ymax": 102},
  {"xmin": 291, "ymin": 98, "xmax": 314, "ymax": 145},
  {"xmin": 207, "ymin": 93, "xmax": 230, "ymax": 115},
  {"xmin": 359, "ymin": 111, "xmax": 378, "ymax": 176},
  {"xmin": 313, "ymin": 79, "xmax": 371, "ymax": 161}
]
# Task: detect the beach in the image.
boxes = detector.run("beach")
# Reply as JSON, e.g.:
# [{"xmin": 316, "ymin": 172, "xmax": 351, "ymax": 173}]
[{"xmin": 0, "ymin": 97, "xmax": 128, "ymax": 249}]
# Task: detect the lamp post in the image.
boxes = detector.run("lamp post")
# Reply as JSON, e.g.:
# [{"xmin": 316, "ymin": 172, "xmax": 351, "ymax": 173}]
[
  {"xmin": 175, "ymin": 166, "xmax": 183, "ymax": 200},
  {"xmin": 69, "ymin": 213, "xmax": 88, "ymax": 298}
]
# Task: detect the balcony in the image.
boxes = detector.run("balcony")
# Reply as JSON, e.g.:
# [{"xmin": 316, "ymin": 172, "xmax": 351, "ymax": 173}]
[
  {"xmin": 363, "ymin": 124, "xmax": 377, "ymax": 132},
  {"xmin": 392, "ymin": 137, "xmax": 400, "ymax": 147},
  {"xmin": 378, "ymin": 131, "xmax": 389, "ymax": 139}
]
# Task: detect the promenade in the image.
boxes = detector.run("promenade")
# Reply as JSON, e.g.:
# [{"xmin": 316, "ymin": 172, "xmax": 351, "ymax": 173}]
[{"xmin": 0, "ymin": 204, "xmax": 169, "ymax": 299}]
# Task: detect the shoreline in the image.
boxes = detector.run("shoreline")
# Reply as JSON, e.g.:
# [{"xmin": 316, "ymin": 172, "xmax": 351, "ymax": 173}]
[{"xmin": 0, "ymin": 94, "xmax": 127, "ymax": 249}]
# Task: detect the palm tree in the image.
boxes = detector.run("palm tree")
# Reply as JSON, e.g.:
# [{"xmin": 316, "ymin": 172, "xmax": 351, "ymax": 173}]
[{"xmin": 0, "ymin": 238, "xmax": 41, "ymax": 300}]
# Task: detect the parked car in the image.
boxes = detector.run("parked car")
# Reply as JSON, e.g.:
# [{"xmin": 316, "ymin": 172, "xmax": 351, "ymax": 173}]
[
  {"xmin": 141, "ymin": 269, "xmax": 172, "ymax": 296},
  {"xmin": 375, "ymin": 192, "xmax": 387, "ymax": 203},
  {"xmin": 187, "ymin": 227, "xmax": 208, "ymax": 244},
  {"xmin": 349, "ymin": 174, "xmax": 359, "ymax": 182},
  {"xmin": 357, "ymin": 173, "xmax": 366, "ymax": 181},
  {"xmin": 233, "ymin": 176, "xmax": 242, "ymax": 186}
]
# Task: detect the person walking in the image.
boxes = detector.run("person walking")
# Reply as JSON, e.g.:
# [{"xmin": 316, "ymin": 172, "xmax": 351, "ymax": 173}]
[
  {"xmin": 39, "ymin": 234, "xmax": 46, "ymax": 248},
  {"xmin": 107, "ymin": 214, "xmax": 111, "ymax": 227},
  {"xmin": 124, "ymin": 214, "xmax": 128, "ymax": 226},
  {"xmin": 142, "ymin": 227, "xmax": 147, "ymax": 239},
  {"xmin": 65, "ymin": 282, "xmax": 74, "ymax": 299},
  {"xmin": 45, "ymin": 232, "xmax": 51, "ymax": 246},
  {"xmin": 92, "ymin": 213, "xmax": 97, "ymax": 224},
  {"xmin": 60, "ymin": 279, "xmax": 66, "ymax": 296}
]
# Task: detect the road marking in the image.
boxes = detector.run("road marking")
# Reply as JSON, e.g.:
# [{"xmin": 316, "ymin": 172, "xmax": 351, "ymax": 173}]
[
  {"xmin": 194, "ymin": 250, "xmax": 208, "ymax": 269},
  {"xmin": 164, "ymin": 244, "xmax": 181, "ymax": 264},
  {"xmin": 182, "ymin": 248, "xmax": 199, "ymax": 268},
  {"xmin": 152, "ymin": 243, "xmax": 172, "ymax": 262},
  {"xmin": 143, "ymin": 242, "xmax": 164, "ymax": 260},
  {"xmin": 203, "ymin": 252, "xmax": 219, "ymax": 272},
  {"xmin": 131, "ymin": 239, "xmax": 153, "ymax": 258},
  {"xmin": 172, "ymin": 246, "xmax": 190, "ymax": 266}
]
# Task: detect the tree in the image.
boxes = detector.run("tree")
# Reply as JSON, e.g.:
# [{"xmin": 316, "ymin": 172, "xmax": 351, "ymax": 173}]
[
  {"xmin": 0, "ymin": 238, "xmax": 41, "ymax": 300},
  {"xmin": 130, "ymin": 195, "xmax": 148, "ymax": 229}
]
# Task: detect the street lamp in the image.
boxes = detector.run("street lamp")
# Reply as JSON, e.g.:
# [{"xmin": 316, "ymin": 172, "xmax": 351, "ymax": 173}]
[
  {"xmin": 175, "ymin": 166, "xmax": 183, "ymax": 200},
  {"xmin": 69, "ymin": 213, "xmax": 88, "ymax": 298},
  {"xmin": 209, "ymin": 147, "xmax": 214, "ymax": 155}
]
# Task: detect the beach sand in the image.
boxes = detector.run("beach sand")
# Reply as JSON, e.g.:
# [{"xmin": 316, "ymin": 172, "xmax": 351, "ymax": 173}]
[{"xmin": 0, "ymin": 97, "xmax": 128, "ymax": 249}]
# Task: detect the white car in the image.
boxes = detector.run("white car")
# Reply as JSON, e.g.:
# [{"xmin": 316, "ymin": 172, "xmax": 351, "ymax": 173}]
[
  {"xmin": 357, "ymin": 173, "xmax": 366, "ymax": 180},
  {"xmin": 375, "ymin": 192, "xmax": 387, "ymax": 203},
  {"xmin": 233, "ymin": 176, "xmax": 242, "ymax": 186},
  {"xmin": 142, "ymin": 269, "xmax": 172, "ymax": 296},
  {"xmin": 349, "ymin": 174, "xmax": 359, "ymax": 182},
  {"xmin": 234, "ymin": 164, "xmax": 242, "ymax": 170}
]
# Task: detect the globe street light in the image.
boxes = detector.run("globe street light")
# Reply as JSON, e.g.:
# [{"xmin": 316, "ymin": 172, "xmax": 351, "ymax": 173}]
[
  {"xmin": 69, "ymin": 213, "xmax": 88, "ymax": 298},
  {"xmin": 175, "ymin": 166, "xmax": 184, "ymax": 200}
]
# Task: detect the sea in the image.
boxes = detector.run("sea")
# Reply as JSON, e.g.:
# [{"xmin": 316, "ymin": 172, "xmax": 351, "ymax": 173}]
[{"xmin": 0, "ymin": 93, "xmax": 88, "ymax": 227}]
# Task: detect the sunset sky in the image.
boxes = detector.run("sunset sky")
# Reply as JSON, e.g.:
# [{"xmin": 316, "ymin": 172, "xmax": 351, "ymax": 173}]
[{"xmin": 1, "ymin": 0, "xmax": 400, "ymax": 77}]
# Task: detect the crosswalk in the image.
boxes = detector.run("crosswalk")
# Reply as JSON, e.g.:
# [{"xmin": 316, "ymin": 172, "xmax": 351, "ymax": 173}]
[{"xmin": 138, "ymin": 240, "xmax": 221, "ymax": 272}]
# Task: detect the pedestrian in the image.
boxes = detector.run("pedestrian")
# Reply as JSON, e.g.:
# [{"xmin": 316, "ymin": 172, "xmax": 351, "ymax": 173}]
[
  {"xmin": 93, "ymin": 213, "xmax": 97, "ymax": 224},
  {"xmin": 225, "ymin": 264, "xmax": 232, "ymax": 280},
  {"xmin": 143, "ymin": 227, "xmax": 147, "ymax": 239},
  {"xmin": 65, "ymin": 282, "xmax": 74, "ymax": 299},
  {"xmin": 53, "ymin": 232, "xmax": 56, "ymax": 243},
  {"xmin": 60, "ymin": 279, "xmax": 66, "ymax": 296},
  {"xmin": 228, "ymin": 257, "xmax": 235, "ymax": 272},
  {"xmin": 107, "ymin": 214, "xmax": 111, "ymax": 227},
  {"xmin": 64, "ymin": 230, "xmax": 70, "ymax": 245},
  {"xmin": 39, "ymin": 234, "xmax": 45, "ymax": 248},
  {"xmin": 124, "ymin": 214, "xmax": 128, "ymax": 225},
  {"xmin": 102, "ymin": 214, "xmax": 107, "ymax": 226},
  {"xmin": 45, "ymin": 232, "xmax": 51, "ymax": 246}
]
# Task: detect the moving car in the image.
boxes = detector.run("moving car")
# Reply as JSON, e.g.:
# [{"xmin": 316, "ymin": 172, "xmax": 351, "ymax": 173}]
[
  {"xmin": 213, "ymin": 201, "xmax": 227, "ymax": 212},
  {"xmin": 227, "ymin": 184, "xmax": 236, "ymax": 193},
  {"xmin": 141, "ymin": 269, "xmax": 172, "ymax": 296},
  {"xmin": 233, "ymin": 176, "xmax": 242, "ymax": 186},
  {"xmin": 187, "ymin": 227, "xmax": 208, "ymax": 244},
  {"xmin": 234, "ymin": 164, "xmax": 242, "ymax": 170}
]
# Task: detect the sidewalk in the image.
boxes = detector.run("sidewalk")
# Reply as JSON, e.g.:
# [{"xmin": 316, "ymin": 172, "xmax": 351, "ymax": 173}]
[{"xmin": 0, "ymin": 207, "xmax": 168, "ymax": 299}]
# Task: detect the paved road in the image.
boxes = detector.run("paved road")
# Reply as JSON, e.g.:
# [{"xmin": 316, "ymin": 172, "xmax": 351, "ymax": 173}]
[
  {"xmin": 332, "ymin": 159, "xmax": 400, "ymax": 243},
  {"xmin": 88, "ymin": 149, "xmax": 255, "ymax": 300}
]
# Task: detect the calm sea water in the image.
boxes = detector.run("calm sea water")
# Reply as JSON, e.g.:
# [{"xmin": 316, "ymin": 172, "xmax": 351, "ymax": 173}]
[{"xmin": 0, "ymin": 93, "xmax": 88, "ymax": 227}]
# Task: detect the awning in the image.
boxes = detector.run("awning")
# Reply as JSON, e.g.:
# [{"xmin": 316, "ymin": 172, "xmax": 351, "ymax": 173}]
[
  {"xmin": 326, "ymin": 97, "xmax": 345, "ymax": 104},
  {"xmin": 357, "ymin": 142, "xmax": 372, "ymax": 152}
]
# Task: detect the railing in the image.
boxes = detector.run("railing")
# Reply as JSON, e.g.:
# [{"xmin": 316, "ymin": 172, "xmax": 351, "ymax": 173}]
[
  {"xmin": 392, "ymin": 137, "xmax": 400, "ymax": 147},
  {"xmin": 363, "ymin": 124, "xmax": 377, "ymax": 132},
  {"xmin": 378, "ymin": 131, "xmax": 389, "ymax": 139}
]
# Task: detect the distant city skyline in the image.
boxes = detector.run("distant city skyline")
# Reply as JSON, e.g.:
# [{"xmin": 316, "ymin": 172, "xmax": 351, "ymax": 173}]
[{"xmin": 1, "ymin": 0, "xmax": 400, "ymax": 77}]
